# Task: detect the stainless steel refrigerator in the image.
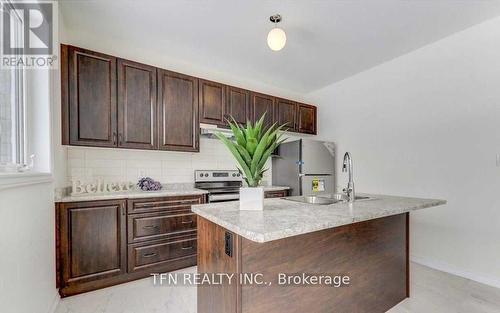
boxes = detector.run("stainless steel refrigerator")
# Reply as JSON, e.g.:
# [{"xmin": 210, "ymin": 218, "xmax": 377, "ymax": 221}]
[{"xmin": 272, "ymin": 139, "xmax": 335, "ymax": 196}]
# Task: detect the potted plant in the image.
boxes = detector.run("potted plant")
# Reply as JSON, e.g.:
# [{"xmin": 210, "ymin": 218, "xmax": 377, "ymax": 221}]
[{"xmin": 215, "ymin": 114, "xmax": 287, "ymax": 210}]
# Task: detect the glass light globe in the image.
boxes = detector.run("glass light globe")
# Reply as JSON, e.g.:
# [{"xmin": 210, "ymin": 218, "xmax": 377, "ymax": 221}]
[{"xmin": 267, "ymin": 27, "xmax": 286, "ymax": 51}]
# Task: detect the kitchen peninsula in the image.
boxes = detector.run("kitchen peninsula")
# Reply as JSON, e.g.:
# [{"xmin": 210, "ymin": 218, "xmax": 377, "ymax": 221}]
[{"xmin": 192, "ymin": 194, "xmax": 446, "ymax": 313}]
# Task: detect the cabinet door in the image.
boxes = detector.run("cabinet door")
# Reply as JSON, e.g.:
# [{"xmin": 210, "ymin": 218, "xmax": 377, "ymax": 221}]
[
  {"xmin": 199, "ymin": 79, "xmax": 226, "ymax": 126},
  {"xmin": 226, "ymin": 86, "xmax": 250, "ymax": 126},
  {"xmin": 250, "ymin": 92, "xmax": 275, "ymax": 130},
  {"xmin": 59, "ymin": 200, "xmax": 127, "ymax": 286},
  {"xmin": 297, "ymin": 103, "xmax": 317, "ymax": 134},
  {"xmin": 158, "ymin": 70, "xmax": 199, "ymax": 152},
  {"xmin": 117, "ymin": 59, "xmax": 157, "ymax": 150},
  {"xmin": 68, "ymin": 46, "xmax": 117, "ymax": 147},
  {"xmin": 275, "ymin": 98, "xmax": 297, "ymax": 132}
]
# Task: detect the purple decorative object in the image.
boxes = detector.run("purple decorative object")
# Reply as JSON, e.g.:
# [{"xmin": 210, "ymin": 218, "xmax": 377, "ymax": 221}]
[{"xmin": 137, "ymin": 177, "xmax": 162, "ymax": 191}]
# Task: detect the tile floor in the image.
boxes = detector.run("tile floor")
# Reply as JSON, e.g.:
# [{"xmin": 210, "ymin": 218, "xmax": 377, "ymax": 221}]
[{"xmin": 55, "ymin": 263, "xmax": 500, "ymax": 313}]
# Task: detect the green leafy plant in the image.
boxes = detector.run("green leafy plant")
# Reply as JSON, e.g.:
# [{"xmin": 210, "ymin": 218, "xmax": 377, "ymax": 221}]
[{"xmin": 215, "ymin": 113, "xmax": 287, "ymax": 187}]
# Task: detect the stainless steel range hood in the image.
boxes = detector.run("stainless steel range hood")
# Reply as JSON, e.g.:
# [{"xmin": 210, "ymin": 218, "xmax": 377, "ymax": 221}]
[{"xmin": 199, "ymin": 123, "xmax": 235, "ymax": 140}]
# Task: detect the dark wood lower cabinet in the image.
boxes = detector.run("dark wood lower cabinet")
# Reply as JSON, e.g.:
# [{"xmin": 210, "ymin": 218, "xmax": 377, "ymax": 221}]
[
  {"xmin": 128, "ymin": 211, "xmax": 197, "ymax": 243},
  {"xmin": 56, "ymin": 194, "xmax": 204, "ymax": 297},
  {"xmin": 198, "ymin": 214, "xmax": 408, "ymax": 313},
  {"xmin": 128, "ymin": 236, "xmax": 197, "ymax": 273},
  {"xmin": 264, "ymin": 189, "xmax": 289, "ymax": 198}
]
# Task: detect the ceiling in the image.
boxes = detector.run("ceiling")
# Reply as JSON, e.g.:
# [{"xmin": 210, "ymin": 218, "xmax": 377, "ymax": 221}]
[{"xmin": 60, "ymin": 0, "xmax": 500, "ymax": 93}]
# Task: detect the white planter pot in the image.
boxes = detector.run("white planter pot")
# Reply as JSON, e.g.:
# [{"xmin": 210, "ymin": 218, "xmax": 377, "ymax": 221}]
[{"xmin": 239, "ymin": 187, "xmax": 264, "ymax": 211}]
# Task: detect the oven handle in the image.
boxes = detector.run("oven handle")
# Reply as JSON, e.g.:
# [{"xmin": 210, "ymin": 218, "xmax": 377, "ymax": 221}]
[{"xmin": 208, "ymin": 193, "xmax": 240, "ymax": 202}]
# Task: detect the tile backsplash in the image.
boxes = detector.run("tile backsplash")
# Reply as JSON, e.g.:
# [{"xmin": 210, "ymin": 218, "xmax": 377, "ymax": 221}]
[{"xmin": 65, "ymin": 138, "xmax": 272, "ymax": 187}]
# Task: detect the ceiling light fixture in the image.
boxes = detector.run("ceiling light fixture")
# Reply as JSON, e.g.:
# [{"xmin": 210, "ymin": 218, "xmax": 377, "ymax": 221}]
[{"xmin": 267, "ymin": 14, "xmax": 286, "ymax": 51}]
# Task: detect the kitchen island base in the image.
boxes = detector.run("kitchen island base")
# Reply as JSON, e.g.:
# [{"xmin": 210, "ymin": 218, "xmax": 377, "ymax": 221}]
[{"xmin": 197, "ymin": 213, "xmax": 409, "ymax": 313}]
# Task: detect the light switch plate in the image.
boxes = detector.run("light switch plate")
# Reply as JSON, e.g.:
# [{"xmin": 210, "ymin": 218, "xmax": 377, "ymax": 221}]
[{"xmin": 496, "ymin": 154, "xmax": 500, "ymax": 167}]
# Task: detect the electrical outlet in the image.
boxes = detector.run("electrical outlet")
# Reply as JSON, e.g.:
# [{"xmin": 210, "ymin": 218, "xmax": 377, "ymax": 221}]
[{"xmin": 224, "ymin": 232, "xmax": 233, "ymax": 257}]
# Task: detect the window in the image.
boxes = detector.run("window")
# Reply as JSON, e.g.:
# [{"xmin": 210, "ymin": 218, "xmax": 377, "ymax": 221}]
[{"xmin": 0, "ymin": 3, "xmax": 26, "ymax": 170}]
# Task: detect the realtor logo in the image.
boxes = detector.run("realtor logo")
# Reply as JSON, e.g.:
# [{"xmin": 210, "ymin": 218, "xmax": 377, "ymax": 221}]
[{"xmin": 1, "ymin": 0, "xmax": 57, "ymax": 68}]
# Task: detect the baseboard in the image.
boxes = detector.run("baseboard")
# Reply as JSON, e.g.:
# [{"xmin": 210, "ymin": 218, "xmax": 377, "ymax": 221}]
[
  {"xmin": 411, "ymin": 254, "xmax": 500, "ymax": 289},
  {"xmin": 48, "ymin": 290, "xmax": 60, "ymax": 313}
]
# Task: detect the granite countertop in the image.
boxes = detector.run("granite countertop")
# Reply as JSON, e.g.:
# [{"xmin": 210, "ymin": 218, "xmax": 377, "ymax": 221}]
[
  {"xmin": 56, "ymin": 183, "xmax": 208, "ymax": 203},
  {"xmin": 191, "ymin": 194, "xmax": 446, "ymax": 243},
  {"xmin": 55, "ymin": 184, "xmax": 290, "ymax": 203},
  {"xmin": 262, "ymin": 186, "xmax": 290, "ymax": 191}
]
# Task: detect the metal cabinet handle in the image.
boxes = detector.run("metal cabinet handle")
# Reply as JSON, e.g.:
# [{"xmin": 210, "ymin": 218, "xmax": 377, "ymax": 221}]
[
  {"xmin": 138, "ymin": 203, "xmax": 154, "ymax": 208},
  {"xmin": 181, "ymin": 245, "xmax": 194, "ymax": 250},
  {"xmin": 181, "ymin": 219, "xmax": 193, "ymax": 224},
  {"xmin": 112, "ymin": 132, "xmax": 117, "ymax": 145},
  {"xmin": 137, "ymin": 200, "xmax": 197, "ymax": 208},
  {"xmin": 142, "ymin": 225, "xmax": 160, "ymax": 231},
  {"xmin": 142, "ymin": 252, "xmax": 157, "ymax": 258}
]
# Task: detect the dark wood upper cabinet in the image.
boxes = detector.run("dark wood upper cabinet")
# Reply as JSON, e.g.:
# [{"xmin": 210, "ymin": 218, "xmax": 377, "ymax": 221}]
[
  {"xmin": 67, "ymin": 46, "xmax": 117, "ymax": 147},
  {"xmin": 250, "ymin": 92, "xmax": 275, "ymax": 130},
  {"xmin": 157, "ymin": 70, "xmax": 199, "ymax": 152},
  {"xmin": 226, "ymin": 86, "xmax": 250, "ymax": 126},
  {"xmin": 199, "ymin": 79, "xmax": 226, "ymax": 126},
  {"xmin": 117, "ymin": 59, "xmax": 157, "ymax": 150},
  {"xmin": 275, "ymin": 98, "xmax": 297, "ymax": 132},
  {"xmin": 58, "ymin": 200, "xmax": 127, "ymax": 289},
  {"xmin": 297, "ymin": 103, "xmax": 317, "ymax": 134},
  {"xmin": 61, "ymin": 44, "xmax": 318, "ymax": 152}
]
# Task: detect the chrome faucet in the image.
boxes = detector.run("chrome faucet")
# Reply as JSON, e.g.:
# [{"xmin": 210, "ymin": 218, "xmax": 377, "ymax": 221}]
[{"xmin": 342, "ymin": 152, "xmax": 355, "ymax": 203}]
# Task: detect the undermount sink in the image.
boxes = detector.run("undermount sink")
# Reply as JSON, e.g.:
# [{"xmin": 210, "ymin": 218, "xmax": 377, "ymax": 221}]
[
  {"xmin": 305, "ymin": 196, "xmax": 339, "ymax": 205},
  {"xmin": 286, "ymin": 195, "xmax": 340, "ymax": 205},
  {"xmin": 284, "ymin": 194, "xmax": 375, "ymax": 205},
  {"xmin": 327, "ymin": 194, "xmax": 374, "ymax": 201}
]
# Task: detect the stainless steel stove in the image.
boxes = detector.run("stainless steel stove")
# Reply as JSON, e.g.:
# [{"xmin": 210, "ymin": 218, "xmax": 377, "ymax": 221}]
[{"xmin": 194, "ymin": 170, "xmax": 242, "ymax": 203}]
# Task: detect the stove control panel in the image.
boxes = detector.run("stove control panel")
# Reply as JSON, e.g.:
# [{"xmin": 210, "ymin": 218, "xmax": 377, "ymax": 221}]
[{"xmin": 195, "ymin": 170, "xmax": 242, "ymax": 182}]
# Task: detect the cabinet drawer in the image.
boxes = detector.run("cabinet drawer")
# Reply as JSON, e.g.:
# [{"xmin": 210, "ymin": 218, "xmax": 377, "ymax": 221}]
[
  {"xmin": 128, "ymin": 212, "xmax": 196, "ymax": 243},
  {"xmin": 264, "ymin": 190, "xmax": 288, "ymax": 198},
  {"xmin": 127, "ymin": 195, "xmax": 204, "ymax": 214},
  {"xmin": 128, "ymin": 237, "xmax": 197, "ymax": 273}
]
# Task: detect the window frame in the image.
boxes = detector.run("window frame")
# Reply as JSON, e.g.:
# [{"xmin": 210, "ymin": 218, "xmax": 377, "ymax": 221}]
[
  {"xmin": 13, "ymin": 59, "xmax": 26, "ymax": 166},
  {"xmin": 0, "ymin": 0, "xmax": 53, "ymax": 188},
  {"xmin": 1, "ymin": 0, "xmax": 27, "ymax": 167}
]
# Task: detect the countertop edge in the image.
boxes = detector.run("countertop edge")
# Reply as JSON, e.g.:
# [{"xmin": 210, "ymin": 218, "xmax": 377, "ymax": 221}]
[
  {"xmin": 192, "ymin": 197, "xmax": 447, "ymax": 243},
  {"xmin": 55, "ymin": 185, "xmax": 290, "ymax": 203},
  {"xmin": 56, "ymin": 189, "xmax": 209, "ymax": 203}
]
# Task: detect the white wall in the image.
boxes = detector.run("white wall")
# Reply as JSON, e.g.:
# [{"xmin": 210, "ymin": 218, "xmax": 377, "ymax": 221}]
[
  {"xmin": 52, "ymin": 2, "xmax": 68, "ymax": 191},
  {"xmin": 309, "ymin": 17, "xmax": 500, "ymax": 287},
  {"xmin": 65, "ymin": 138, "xmax": 272, "ymax": 187},
  {"xmin": 0, "ymin": 183, "xmax": 58, "ymax": 313}
]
